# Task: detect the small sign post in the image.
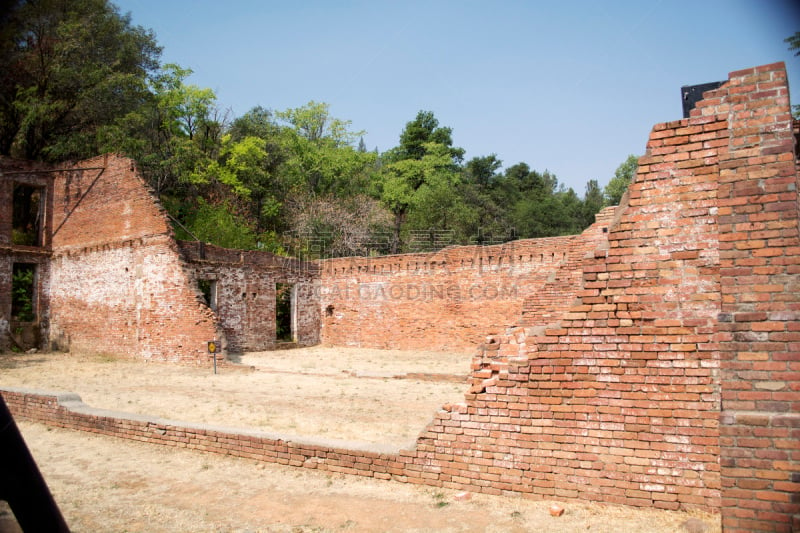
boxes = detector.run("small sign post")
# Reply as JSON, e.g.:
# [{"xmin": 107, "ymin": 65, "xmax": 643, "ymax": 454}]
[{"xmin": 207, "ymin": 340, "xmax": 219, "ymax": 374}]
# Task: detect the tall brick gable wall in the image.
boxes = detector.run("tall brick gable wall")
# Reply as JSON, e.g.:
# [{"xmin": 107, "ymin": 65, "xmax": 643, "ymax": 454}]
[
  {"xmin": 319, "ymin": 207, "xmax": 615, "ymax": 352},
  {"xmin": 408, "ymin": 102, "xmax": 726, "ymax": 513},
  {"xmin": 47, "ymin": 155, "xmax": 222, "ymax": 364},
  {"xmin": 399, "ymin": 62, "xmax": 797, "ymax": 527}
]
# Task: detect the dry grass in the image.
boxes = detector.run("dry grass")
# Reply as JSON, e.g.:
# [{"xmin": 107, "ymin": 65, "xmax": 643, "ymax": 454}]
[
  {"xmin": 1, "ymin": 347, "xmax": 722, "ymax": 532},
  {"xmin": 0, "ymin": 347, "xmax": 470, "ymax": 445},
  {"xmin": 11, "ymin": 421, "xmax": 720, "ymax": 533}
]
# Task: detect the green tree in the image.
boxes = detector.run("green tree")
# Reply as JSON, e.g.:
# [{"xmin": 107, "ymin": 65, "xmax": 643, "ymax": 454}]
[
  {"xmin": 387, "ymin": 110, "xmax": 465, "ymax": 163},
  {"xmin": 0, "ymin": 0, "xmax": 160, "ymax": 160},
  {"xmin": 604, "ymin": 154, "xmax": 638, "ymax": 206},
  {"xmin": 379, "ymin": 142, "xmax": 462, "ymax": 251},
  {"xmin": 276, "ymin": 102, "xmax": 375, "ymax": 197},
  {"xmin": 464, "ymin": 154, "xmax": 502, "ymax": 189},
  {"xmin": 192, "ymin": 134, "xmax": 282, "ymax": 232},
  {"xmin": 11, "ymin": 265, "xmax": 35, "ymax": 322},
  {"xmin": 457, "ymin": 155, "xmax": 507, "ymax": 242},
  {"xmin": 376, "ymin": 111, "xmax": 466, "ymax": 251},
  {"xmin": 580, "ymin": 179, "xmax": 605, "ymax": 227},
  {"xmin": 173, "ymin": 197, "xmax": 261, "ymax": 250},
  {"xmin": 100, "ymin": 64, "xmax": 224, "ymax": 195},
  {"xmin": 786, "ymin": 31, "xmax": 800, "ymax": 118},
  {"xmin": 276, "ymin": 101, "xmax": 361, "ymax": 146},
  {"xmin": 228, "ymin": 106, "xmax": 280, "ymax": 141}
]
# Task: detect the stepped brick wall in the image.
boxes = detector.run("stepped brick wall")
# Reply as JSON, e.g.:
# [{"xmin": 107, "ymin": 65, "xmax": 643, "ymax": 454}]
[
  {"xmin": 178, "ymin": 241, "xmax": 320, "ymax": 352},
  {"xmin": 405, "ymin": 62, "xmax": 798, "ymax": 530},
  {"xmin": 318, "ymin": 207, "xmax": 615, "ymax": 352},
  {"xmin": 47, "ymin": 155, "xmax": 221, "ymax": 364}
]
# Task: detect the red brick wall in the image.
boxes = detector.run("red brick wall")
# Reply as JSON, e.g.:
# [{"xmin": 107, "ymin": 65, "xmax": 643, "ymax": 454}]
[
  {"xmin": 700, "ymin": 64, "xmax": 800, "ymax": 533},
  {"xmin": 178, "ymin": 242, "xmax": 320, "ymax": 352},
  {"xmin": 401, "ymin": 62, "xmax": 797, "ymax": 524},
  {"xmin": 47, "ymin": 155, "xmax": 221, "ymax": 364},
  {"xmin": 319, "ymin": 208, "xmax": 615, "ymax": 352},
  {"xmin": 410, "ymin": 116, "xmax": 725, "ymax": 512}
]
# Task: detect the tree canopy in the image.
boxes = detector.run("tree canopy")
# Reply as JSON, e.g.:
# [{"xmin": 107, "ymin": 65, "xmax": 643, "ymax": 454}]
[
  {"xmin": 604, "ymin": 154, "xmax": 638, "ymax": 206},
  {"xmin": 0, "ymin": 0, "xmax": 160, "ymax": 160},
  {"xmin": 1, "ymin": 0, "xmax": 625, "ymax": 256}
]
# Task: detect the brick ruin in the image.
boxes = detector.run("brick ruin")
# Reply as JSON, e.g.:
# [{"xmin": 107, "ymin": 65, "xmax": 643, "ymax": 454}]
[
  {"xmin": 319, "ymin": 207, "xmax": 615, "ymax": 351},
  {"xmin": 177, "ymin": 241, "xmax": 319, "ymax": 352},
  {"xmin": 1, "ymin": 154, "xmax": 222, "ymax": 362},
  {"xmin": 1, "ymin": 62, "xmax": 799, "ymax": 531}
]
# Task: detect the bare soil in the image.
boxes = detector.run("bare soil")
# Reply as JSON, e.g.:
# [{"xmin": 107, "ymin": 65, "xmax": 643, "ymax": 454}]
[
  {"xmin": 0, "ymin": 347, "xmax": 470, "ymax": 446},
  {"xmin": 0, "ymin": 347, "xmax": 721, "ymax": 532}
]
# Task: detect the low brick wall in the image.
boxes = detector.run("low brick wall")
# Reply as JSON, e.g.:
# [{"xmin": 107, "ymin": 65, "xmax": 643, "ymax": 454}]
[{"xmin": 1, "ymin": 387, "xmax": 427, "ymax": 483}]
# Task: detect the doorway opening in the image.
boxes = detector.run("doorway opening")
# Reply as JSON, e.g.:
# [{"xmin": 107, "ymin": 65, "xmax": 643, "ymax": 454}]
[
  {"xmin": 10, "ymin": 263, "xmax": 40, "ymax": 351},
  {"xmin": 275, "ymin": 283, "xmax": 294, "ymax": 342},
  {"xmin": 11, "ymin": 263, "xmax": 37, "ymax": 322},
  {"xmin": 198, "ymin": 279, "xmax": 217, "ymax": 311}
]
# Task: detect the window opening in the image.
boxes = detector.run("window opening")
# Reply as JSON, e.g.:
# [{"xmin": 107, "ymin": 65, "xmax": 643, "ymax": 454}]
[
  {"xmin": 12, "ymin": 184, "xmax": 44, "ymax": 246},
  {"xmin": 11, "ymin": 263, "xmax": 37, "ymax": 322},
  {"xmin": 276, "ymin": 283, "xmax": 294, "ymax": 342},
  {"xmin": 198, "ymin": 279, "xmax": 217, "ymax": 311}
]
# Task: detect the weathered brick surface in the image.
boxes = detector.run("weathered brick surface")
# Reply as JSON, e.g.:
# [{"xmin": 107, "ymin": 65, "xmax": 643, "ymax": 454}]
[
  {"xmin": 2, "ymin": 64, "xmax": 798, "ymax": 530},
  {"xmin": 319, "ymin": 207, "xmax": 615, "ymax": 352},
  {"xmin": 704, "ymin": 63, "xmax": 800, "ymax": 533},
  {"xmin": 0, "ymin": 158, "xmax": 55, "ymax": 350},
  {"xmin": 408, "ymin": 103, "xmax": 728, "ymax": 512},
  {"xmin": 47, "ymin": 155, "xmax": 222, "ymax": 364},
  {"xmin": 178, "ymin": 242, "xmax": 320, "ymax": 351}
]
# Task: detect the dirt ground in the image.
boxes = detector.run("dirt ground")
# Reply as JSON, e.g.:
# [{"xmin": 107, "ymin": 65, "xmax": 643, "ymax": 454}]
[
  {"xmin": 0, "ymin": 347, "xmax": 470, "ymax": 445},
  {"xmin": 0, "ymin": 347, "xmax": 721, "ymax": 532}
]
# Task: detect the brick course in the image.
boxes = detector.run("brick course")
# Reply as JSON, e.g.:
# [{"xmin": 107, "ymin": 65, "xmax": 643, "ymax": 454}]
[
  {"xmin": 0, "ymin": 159, "xmax": 55, "ymax": 350},
  {"xmin": 178, "ymin": 241, "xmax": 320, "ymax": 351},
  {"xmin": 707, "ymin": 63, "xmax": 800, "ymax": 533}
]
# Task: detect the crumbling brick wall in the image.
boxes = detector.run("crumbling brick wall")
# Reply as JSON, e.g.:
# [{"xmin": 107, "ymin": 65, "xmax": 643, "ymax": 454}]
[
  {"xmin": 319, "ymin": 209, "xmax": 615, "ymax": 352},
  {"xmin": 47, "ymin": 154, "xmax": 222, "ymax": 364},
  {"xmin": 397, "ymin": 62, "xmax": 797, "ymax": 524},
  {"xmin": 0, "ymin": 159, "xmax": 55, "ymax": 351},
  {"xmin": 2, "ymin": 62, "xmax": 797, "ymax": 530},
  {"xmin": 698, "ymin": 64, "xmax": 800, "ymax": 533},
  {"xmin": 178, "ymin": 241, "xmax": 320, "ymax": 352}
]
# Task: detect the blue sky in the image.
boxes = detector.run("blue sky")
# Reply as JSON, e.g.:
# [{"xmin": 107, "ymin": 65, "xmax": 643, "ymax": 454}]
[{"xmin": 113, "ymin": 0, "xmax": 800, "ymax": 194}]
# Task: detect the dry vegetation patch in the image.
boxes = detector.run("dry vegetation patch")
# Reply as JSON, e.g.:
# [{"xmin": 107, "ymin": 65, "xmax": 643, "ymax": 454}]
[
  {"xmin": 0, "ymin": 347, "xmax": 469, "ymax": 445},
  {"xmin": 1, "ymin": 347, "xmax": 721, "ymax": 532},
  {"xmin": 11, "ymin": 421, "xmax": 720, "ymax": 533}
]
